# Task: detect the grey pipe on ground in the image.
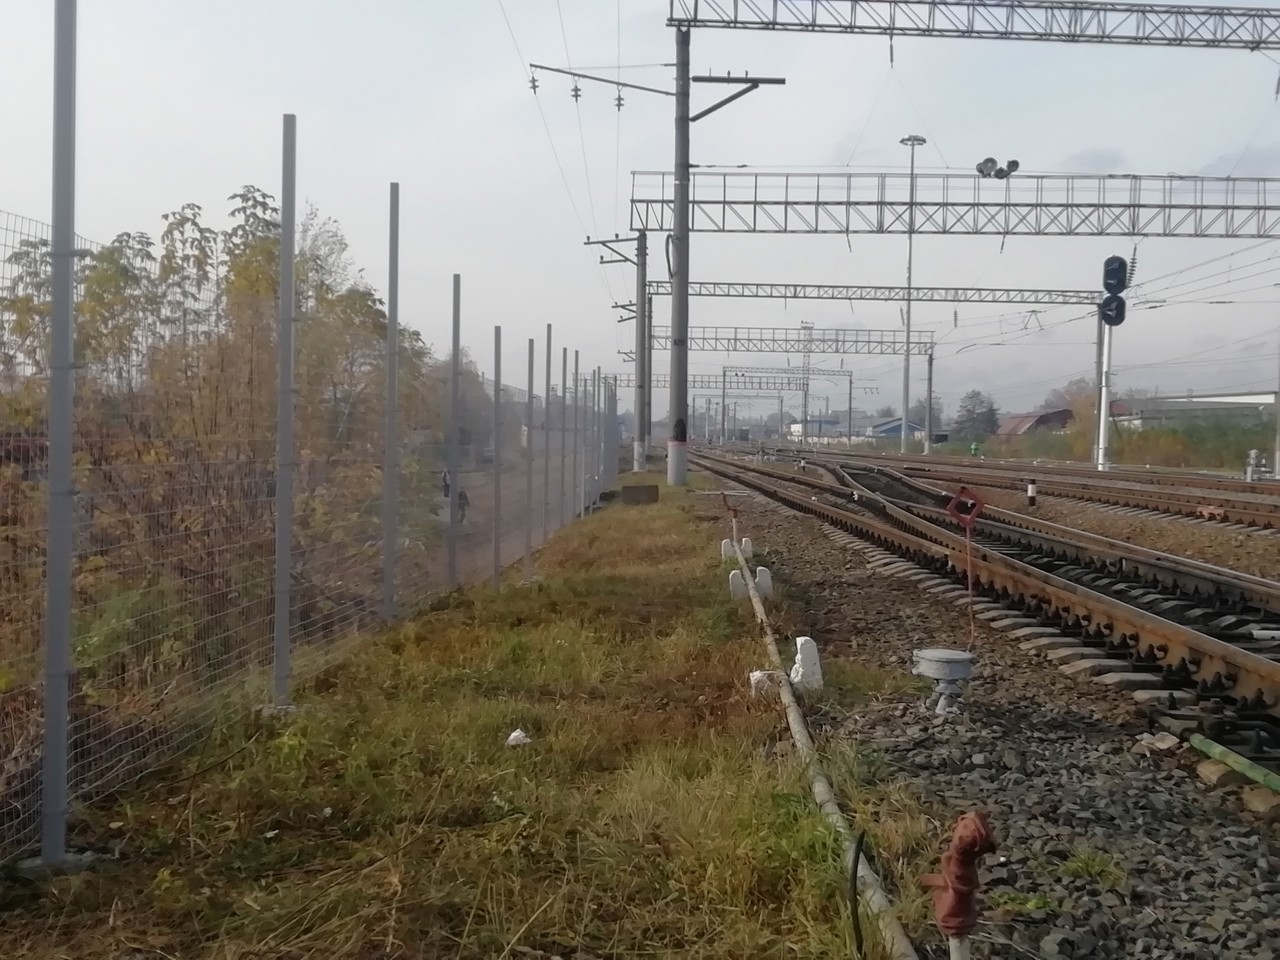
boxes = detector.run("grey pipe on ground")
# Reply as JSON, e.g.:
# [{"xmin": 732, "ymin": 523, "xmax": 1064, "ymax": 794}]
[{"xmin": 730, "ymin": 538, "xmax": 920, "ymax": 960}]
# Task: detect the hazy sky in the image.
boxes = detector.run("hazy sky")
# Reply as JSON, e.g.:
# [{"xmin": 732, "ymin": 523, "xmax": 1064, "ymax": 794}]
[{"xmin": 6, "ymin": 0, "xmax": 1280, "ymax": 420}]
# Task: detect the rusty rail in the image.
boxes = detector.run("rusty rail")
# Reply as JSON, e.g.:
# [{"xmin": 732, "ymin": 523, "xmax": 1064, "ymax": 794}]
[{"xmin": 693, "ymin": 453, "xmax": 1280, "ymax": 718}]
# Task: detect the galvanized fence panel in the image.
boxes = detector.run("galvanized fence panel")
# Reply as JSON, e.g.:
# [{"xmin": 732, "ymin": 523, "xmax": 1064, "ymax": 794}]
[{"xmin": 0, "ymin": 206, "xmax": 611, "ymax": 858}]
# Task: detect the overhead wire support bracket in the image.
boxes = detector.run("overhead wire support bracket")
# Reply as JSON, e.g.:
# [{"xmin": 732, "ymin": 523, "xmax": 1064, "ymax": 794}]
[
  {"xmin": 584, "ymin": 234, "xmax": 640, "ymax": 267},
  {"xmin": 689, "ymin": 73, "xmax": 787, "ymax": 122}
]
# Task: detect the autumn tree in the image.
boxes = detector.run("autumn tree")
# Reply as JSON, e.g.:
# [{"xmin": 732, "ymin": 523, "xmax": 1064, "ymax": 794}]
[
  {"xmin": 1038, "ymin": 376, "xmax": 1095, "ymax": 412},
  {"xmin": 0, "ymin": 187, "xmax": 489, "ymax": 699},
  {"xmin": 951, "ymin": 390, "xmax": 999, "ymax": 440}
]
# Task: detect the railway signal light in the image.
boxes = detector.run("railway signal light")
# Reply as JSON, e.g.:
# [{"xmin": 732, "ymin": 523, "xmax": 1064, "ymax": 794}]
[
  {"xmin": 1103, "ymin": 255, "xmax": 1128, "ymax": 295},
  {"xmin": 1099, "ymin": 293, "xmax": 1126, "ymax": 327}
]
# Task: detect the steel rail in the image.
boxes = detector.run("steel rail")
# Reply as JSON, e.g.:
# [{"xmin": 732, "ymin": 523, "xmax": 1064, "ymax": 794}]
[
  {"xmin": 830, "ymin": 457, "xmax": 1280, "ymax": 528},
  {"xmin": 693, "ymin": 454, "xmax": 1280, "ymax": 716},
  {"xmin": 828, "ymin": 460, "xmax": 1280, "ymax": 616},
  {"xmin": 839, "ymin": 449, "xmax": 1280, "ymax": 497}
]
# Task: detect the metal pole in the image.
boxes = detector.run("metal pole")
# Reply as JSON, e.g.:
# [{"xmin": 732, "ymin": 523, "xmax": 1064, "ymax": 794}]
[
  {"xmin": 720, "ymin": 371, "xmax": 727, "ymax": 444},
  {"xmin": 382, "ymin": 182, "xmax": 399, "ymax": 621},
  {"xmin": 560, "ymin": 346, "xmax": 568, "ymax": 529},
  {"xmin": 634, "ymin": 230, "xmax": 647, "ymax": 471},
  {"xmin": 706, "ymin": 397, "xmax": 712, "ymax": 441},
  {"xmin": 645, "ymin": 291, "xmax": 654, "ymax": 452},
  {"xmin": 572, "ymin": 351, "xmax": 580, "ymax": 518},
  {"xmin": 492, "ymin": 327, "xmax": 502, "ymax": 587},
  {"xmin": 732, "ymin": 402, "xmax": 738, "ymax": 440},
  {"xmin": 924, "ymin": 350, "xmax": 935, "ymax": 455},
  {"xmin": 1096, "ymin": 322, "xmax": 1114, "ymax": 470},
  {"xmin": 524, "ymin": 337, "xmax": 534, "ymax": 580},
  {"xmin": 273, "ymin": 113, "xmax": 296, "ymax": 708},
  {"xmin": 901, "ymin": 140, "xmax": 919, "ymax": 454},
  {"xmin": 779, "ymin": 394, "xmax": 784, "ymax": 444},
  {"xmin": 847, "ymin": 376, "xmax": 853, "ymax": 448},
  {"xmin": 42, "ymin": 0, "xmax": 77, "ymax": 865},
  {"xmin": 1093, "ymin": 315, "xmax": 1105, "ymax": 463},
  {"xmin": 543, "ymin": 324, "xmax": 552, "ymax": 541},
  {"xmin": 1273, "ymin": 331, "xmax": 1279, "ymax": 476},
  {"xmin": 591, "ymin": 368, "xmax": 601, "ymax": 507},
  {"xmin": 668, "ymin": 26, "xmax": 692, "ymax": 485},
  {"xmin": 447, "ymin": 276, "xmax": 461, "ymax": 587}
]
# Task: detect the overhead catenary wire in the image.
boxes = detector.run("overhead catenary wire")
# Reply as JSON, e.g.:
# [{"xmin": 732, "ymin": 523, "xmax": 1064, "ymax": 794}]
[{"xmin": 496, "ymin": 0, "xmax": 616, "ymax": 305}]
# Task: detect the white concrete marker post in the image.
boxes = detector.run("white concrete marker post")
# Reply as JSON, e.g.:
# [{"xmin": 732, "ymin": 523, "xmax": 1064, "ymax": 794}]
[
  {"xmin": 729, "ymin": 569, "xmax": 748, "ymax": 599},
  {"xmin": 790, "ymin": 636, "xmax": 824, "ymax": 694},
  {"xmin": 754, "ymin": 567, "xmax": 774, "ymax": 599}
]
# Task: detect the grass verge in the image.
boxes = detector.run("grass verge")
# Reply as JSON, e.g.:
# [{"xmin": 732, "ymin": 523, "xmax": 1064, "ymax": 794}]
[{"xmin": 2, "ymin": 480, "xmax": 887, "ymax": 960}]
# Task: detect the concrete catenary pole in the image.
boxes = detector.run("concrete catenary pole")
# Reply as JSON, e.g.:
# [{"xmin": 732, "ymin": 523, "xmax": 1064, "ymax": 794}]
[
  {"xmin": 634, "ymin": 230, "xmax": 647, "ymax": 472},
  {"xmin": 668, "ymin": 26, "xmax": 692, "ymax": 484}
]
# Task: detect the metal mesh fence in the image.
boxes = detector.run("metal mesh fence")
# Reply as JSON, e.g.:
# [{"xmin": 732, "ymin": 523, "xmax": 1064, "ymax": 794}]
[{"xmin": 0, "ymin": 205, "xmax": 620, "ymax": 857}]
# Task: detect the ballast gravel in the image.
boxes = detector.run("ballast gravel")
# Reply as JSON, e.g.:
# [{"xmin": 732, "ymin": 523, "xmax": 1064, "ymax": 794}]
[{"xmin": 710, "ymin": 490, "xmax": 1280, "ymax": 960}]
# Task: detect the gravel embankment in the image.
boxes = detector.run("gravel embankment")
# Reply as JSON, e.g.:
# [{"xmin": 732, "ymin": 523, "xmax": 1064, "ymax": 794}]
[
  {"xmin": 721, "ymin": 491, "xmax": 1280, "ymax": 960},
  {"xmin": 966, "ymin": 484, "xmax": 1280, "ymax": 579}
]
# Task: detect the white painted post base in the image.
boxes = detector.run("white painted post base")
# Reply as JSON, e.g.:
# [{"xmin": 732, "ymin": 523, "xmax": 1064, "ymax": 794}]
[
  {"xmin": 790, "ymin": 635, "xmax": 823, "ymax": 693},
  {"xmin": 754, "ymin": 566, "xmax": 774, "ymax": 599},
  {"xmin": 729, "ymin": 569, "xmax": 748, "ymax": 599}
]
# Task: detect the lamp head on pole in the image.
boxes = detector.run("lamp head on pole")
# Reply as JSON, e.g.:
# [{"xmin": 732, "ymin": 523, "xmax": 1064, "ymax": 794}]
[{"xmin": 900, "ymin": 134, "xmax": 927, "ymax": 149}]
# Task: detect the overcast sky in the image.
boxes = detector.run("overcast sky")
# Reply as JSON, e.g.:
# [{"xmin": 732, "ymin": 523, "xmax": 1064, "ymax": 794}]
[{"xmin": 6, "ymin": 0, "xmax": 1280, "ymax": 421}]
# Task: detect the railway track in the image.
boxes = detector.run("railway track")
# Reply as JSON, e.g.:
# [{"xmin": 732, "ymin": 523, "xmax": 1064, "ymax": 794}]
[
  {"xmin": 767, "ymin": 447, "xmax": 1280, "ymax": 531},
  {"xmin": 692, "ymin": 451, "xmax": 1280, "ymax": 772}
]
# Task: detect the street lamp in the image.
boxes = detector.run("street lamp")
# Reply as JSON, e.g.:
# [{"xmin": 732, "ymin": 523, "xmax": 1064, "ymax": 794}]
[{"xmin": 899, "ymin": 134, "xmax": 926, "ymax": 454}]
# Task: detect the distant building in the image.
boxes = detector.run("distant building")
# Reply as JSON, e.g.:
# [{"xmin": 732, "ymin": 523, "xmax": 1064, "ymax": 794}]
[
  {"xmin": 995, "ymin": 408, "xmax": 1074, "ymax": 437},
  {"xmin": 846, "ymin": 415, "xmax": 925, "ymax": 442},
  {"xmin": 1114, "ymin": 393, "xmax": 1275, "ymax": 429}
]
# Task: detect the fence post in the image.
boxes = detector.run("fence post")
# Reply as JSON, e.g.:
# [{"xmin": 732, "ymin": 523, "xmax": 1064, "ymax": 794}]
[
  {"xmin": 447, "ymin": 276, "xmax": 461, "ymax": 588},
  {"xmin": 543, "ymin": 324, "xmax": 552, "ymax": 543},
  {"xmin": 555, "ymin": 345, "xmax": 565, "ymax": 529},
  {"xmin": 273, "ymin": 113, "xmax": 297, "ymax": 709},
  {"xmin": 492, "ymin": 327, "xmax": 502, "ymax": 588},
  {"xmin": 524, "ymin": 338, "xmax": 535, "ymax": 579},
  {"xmin": 42, "ymin": 0, "xmax": 77, "ymax": 866},
  {"xmin": 382, "ymin": 182, "xmax": 399, "ymax": 621},
  {"xmin": 590, "ymin": 368, "xmax": 600, "ymax": 511},
  {"xmin": 572, "ymin": 350, "xmax": 580, "ymax": 520}
]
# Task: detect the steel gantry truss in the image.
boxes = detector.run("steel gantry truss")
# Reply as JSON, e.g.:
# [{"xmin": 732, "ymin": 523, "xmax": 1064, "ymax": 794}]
[
  {"xmin": 603, "ymin": 372, "xmax": 810, "ymax": 390},
  {"xmin": 643, "ymin": 325, "xmax": 935, "ymax": 355},
  {"xmin": 666, "ymin": 1, "xmax": 1280, "ymax": 48},
  {"xmin": 655, "ymin": 0, "xmax": 1280, "ymax": 486},
  {"xmin": 631, "ymin": 170, "xmax": 1280, "ymax": 238},
  {"xmin": 647, "ymin": 281, "xmax": 1100, "ymax": 304}
]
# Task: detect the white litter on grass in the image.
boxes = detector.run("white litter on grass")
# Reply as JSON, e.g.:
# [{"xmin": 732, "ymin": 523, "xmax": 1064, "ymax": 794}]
[
  {"xmin": 789, "ymin": 636, "xmax": 824, "ymax": 693},
  {"xmin": 749, "ymin": 669, "xmax": 784, "ymax": 696},
  {"xmin": 505, "ymin": 729, "xmax": 532, "ymax": 747}
]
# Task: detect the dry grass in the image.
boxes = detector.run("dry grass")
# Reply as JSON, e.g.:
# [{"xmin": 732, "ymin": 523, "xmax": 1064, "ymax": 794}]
[{"xmin": 0, "ymin": 480, "xmax": 898, "ymax": 959}]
